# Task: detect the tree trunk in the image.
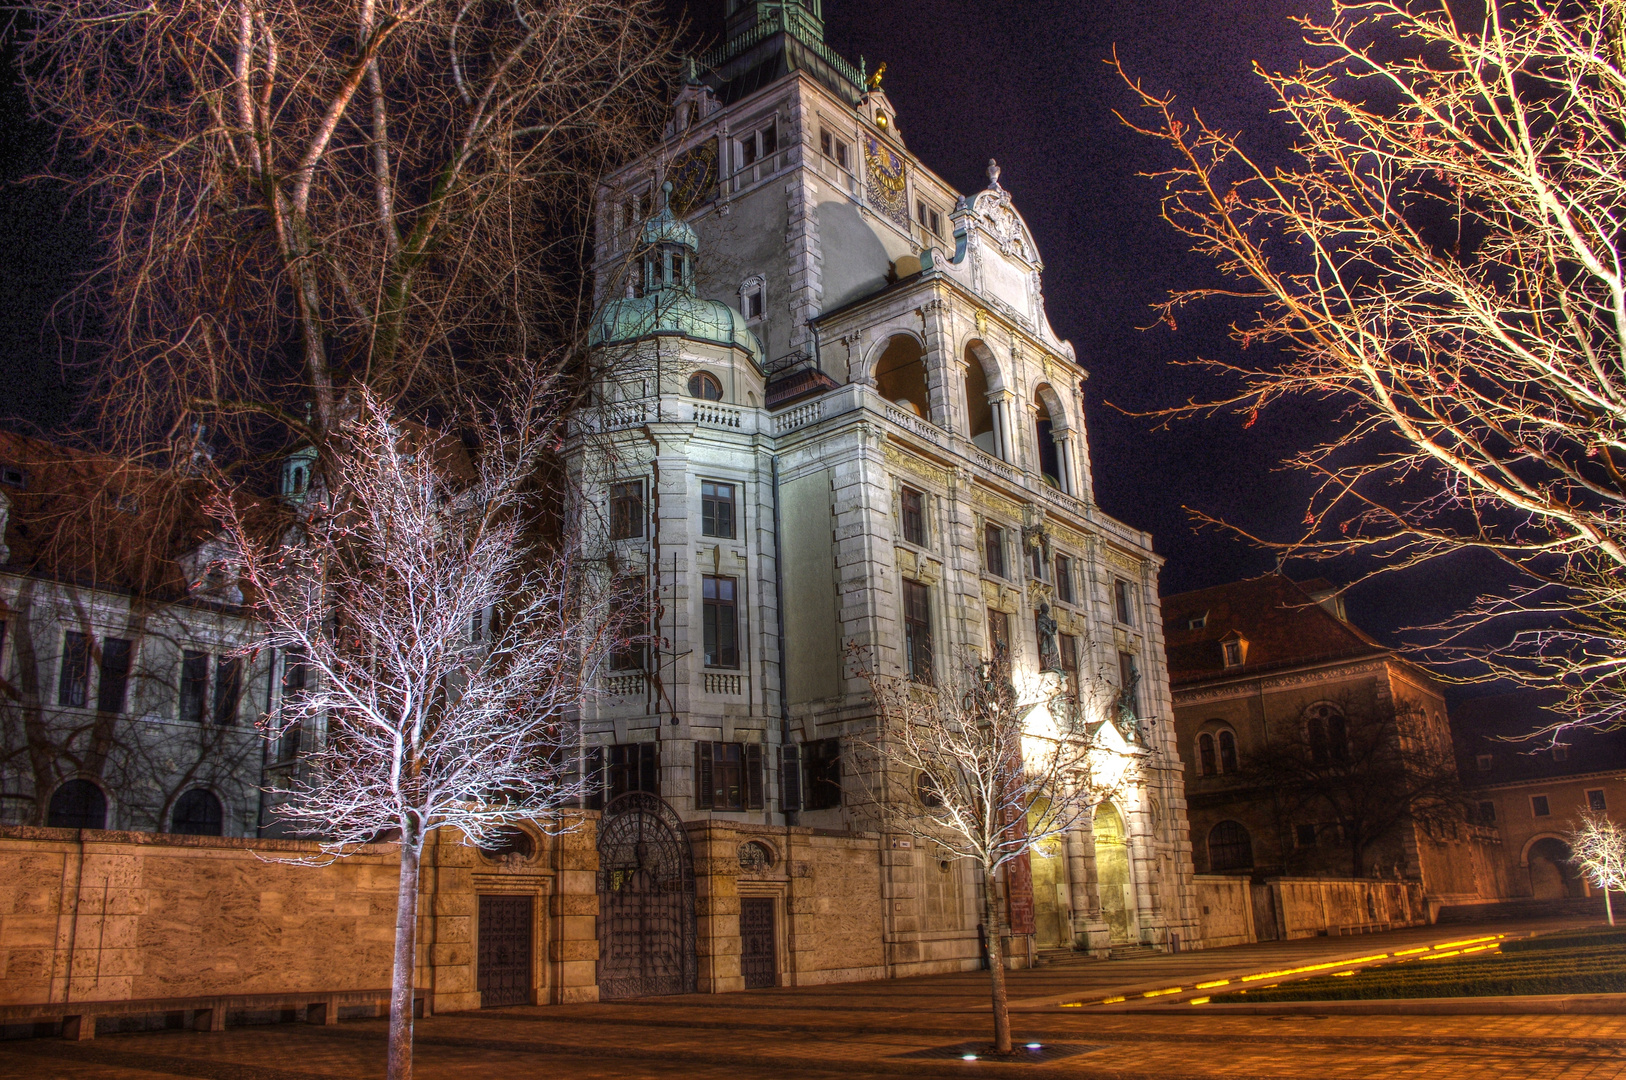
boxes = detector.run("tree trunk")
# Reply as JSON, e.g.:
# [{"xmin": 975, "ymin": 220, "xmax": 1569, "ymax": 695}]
[
  {"xmin": 982, "ymin": 869, "xmax": 1013, "ymax": 1055},
  {"xmin": 388, "ymin": 840, "xmax": 422, "ymax": 1080}
]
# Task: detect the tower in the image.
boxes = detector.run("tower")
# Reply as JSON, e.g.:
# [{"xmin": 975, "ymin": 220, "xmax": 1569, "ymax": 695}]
[{"xmin": 570, "ymin": 3, "xmax": 1197, "ymax": 995}]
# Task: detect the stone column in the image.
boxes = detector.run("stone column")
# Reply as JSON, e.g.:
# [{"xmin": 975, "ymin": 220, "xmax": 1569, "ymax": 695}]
[{"xmin": 1065, "ymin": 822, "xmax": 1096, "ymax": 945}]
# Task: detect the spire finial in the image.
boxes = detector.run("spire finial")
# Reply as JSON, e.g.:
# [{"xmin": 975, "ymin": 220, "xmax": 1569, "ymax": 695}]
[
  {"xmin": 661, "ymin": 180, "xmax": 674, "ymax": 210},
  {"xmin": 988, "ymin": 159, "xmax": 1002, "ymax": 190}
]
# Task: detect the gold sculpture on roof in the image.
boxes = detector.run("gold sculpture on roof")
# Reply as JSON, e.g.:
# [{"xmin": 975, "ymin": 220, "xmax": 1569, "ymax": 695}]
[{"xmin": 867, "ymin": 61, "xmax": 886, "ymax": 90}]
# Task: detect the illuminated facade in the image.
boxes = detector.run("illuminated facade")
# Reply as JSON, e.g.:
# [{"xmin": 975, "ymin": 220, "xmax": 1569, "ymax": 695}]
[{"xmin": 569, "ymin": 0, "xmax": 1197, "ymax": 992}]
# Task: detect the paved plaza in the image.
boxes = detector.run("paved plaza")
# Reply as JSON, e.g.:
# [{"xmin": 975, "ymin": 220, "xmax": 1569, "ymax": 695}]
[{"xmin": 5, "ymin": 920, "xmax": 1622, "ymax": 1080}]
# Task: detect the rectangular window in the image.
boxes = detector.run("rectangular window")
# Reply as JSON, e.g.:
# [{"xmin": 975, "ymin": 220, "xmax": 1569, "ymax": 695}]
[
  {"xmin": 984, "ymin": 523, "xmax": 1006, "ymax": 579},
  {"xmin": 179, "ymin": 650, "xmax": 210, "ymax": 723},
  {"xmin": 1553, "ymin": 744, "xmax": 1569, "ymax": 762},
  {"xmin": 1118, "ymin": 652, "xmax": 1141, "ymax": 718},
  {"xmin": 902, "ymin": 578, "xmax": 933, "ymax": 685},
  {"xmin": 701, "ymin": 481, "xmax": 736, "ymax": 539},
  {"xmin": 1531, "ymin": 794, "xmax": 1551, "ymax": 818},
  {"xmin": 1477, "ymin": 800, "xmax": 1497, "ymax": 825},
  {"xmin": 988, "ymin": 609, "xmax": 1010, "ymax": 659},
  {"xmin": 743, "ymin": 281, "xmax": 765, "ymax": 320},
  {"xmin": 610, "ymin": 481, "xmax": 645, "ymax": 541},
  {"xmin": 58, "ymin": 631, "xmax": 90, "ymax": 707},
  {"xmin": 1476, "ymin": 753, "xmax": 1493, "ymax": 772},
  {"xmin": 604, "ymin": 742, "xmax": 659, "ymax": 804},
  {"xmin": 1295, "ymin": 823, "xmax": 1318, "ymax": 848},
  {"xmin": 780, "ymin": 743, "xmax": 803, "ymax": 813},
  {"xmin": 611, "ymin": 575, "xmax": 649, "ymax": 671},
  {"xmin": 738, "ymin": 122, "xmax": 777, "ymax": 168},
  {"xmin": 1054, "ymin": 554, "xmax": 1074, "ymax": 605},
  {"xmin": 1059, "ymin": 632, "xmax": 1079, "ymax": 688},
  {"xmin": 900, "ymin": 486, "xmax": 926, "ymax": 547},
  {"xmin": 213, "ymin": 656, "xmax": 242, "ymax": 726},
  {"xmin": 819, "ymin": 129, "xmax": 850, "ymax": 170},
  {"xmin": 695, "ymin": 741, "xmax": 763, "ymax": 812},
  {"xmin": 96, "ymin": 637, "xmax": 132, "ymax": 714},
  {"xmin": 803, "ymin": 738, "xmax": 842, "ymax": 810},
  {"xmin": 916, "ymin": 200, "xmax": 942, "ymax": 237},
  {"xmin": 1114, "ymin": 578, "xmax": 1136, "ymax": 625},
  {"xmin": 1223, "ymin": 639, "xmax": 1244, "ymax": 668},
  {"xmin": 1029, "ymin": 536, "xmax": 1045, "ymax": 580},
  {"xmin": 1588, "ymin": 789, "xmax": 1608, "ymax": 812},
  {"xmin": 278, "ymin": 650, "xmax": 307, "ymax": 760},
  {"xmin": 702, "ymin": 575, "xmax": 739, "ymax": 668}
]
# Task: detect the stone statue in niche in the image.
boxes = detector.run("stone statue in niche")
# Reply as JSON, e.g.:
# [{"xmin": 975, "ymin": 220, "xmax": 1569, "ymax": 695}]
[{"xmin": 1036, "ymin": 603, "xmax": 1061, "ymax": 673}]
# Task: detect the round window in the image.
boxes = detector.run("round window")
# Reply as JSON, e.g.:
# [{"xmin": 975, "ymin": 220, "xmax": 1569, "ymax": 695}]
[{"xmin": 688, "ymin": 372, "xmax": 723, "ymax": 400}]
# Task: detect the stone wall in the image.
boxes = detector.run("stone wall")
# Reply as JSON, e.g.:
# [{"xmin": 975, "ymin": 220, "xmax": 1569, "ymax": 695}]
[
  {"xmin": 1268, "ymin": 877, "xmax": 1427, "ymax": 940},
  {"xmin": 0, "ymin": 822, "xmax": 597, "ymax": 1012},
  {"xmin": 1193, "ymin": 874, "xmax": 1254, "ymax": 949}
]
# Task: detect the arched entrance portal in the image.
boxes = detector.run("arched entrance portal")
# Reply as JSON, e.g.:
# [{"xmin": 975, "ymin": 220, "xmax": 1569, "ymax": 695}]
[
  {"xmin": 1527, "ymin": 837, "xmax": 1584, "ymax": 901},
  {"xmin": 596, "ymin": 792, "xmax": 697, "ymax": 998},
  {"xmin": 1093, "ymin": 803, "xmax": 1137, "ymax": 945}
]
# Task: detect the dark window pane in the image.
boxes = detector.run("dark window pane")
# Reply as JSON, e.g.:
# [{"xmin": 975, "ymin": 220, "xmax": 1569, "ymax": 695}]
[
  {"xmin": 171, "ymin": 789, "xmax": 224, "ymax": 836},
  {"xmin": 780, "ymin": 743, "xmax": 802, "ymax": 813},
  {"xmin": 610, "ymin": 481, "xmax": 645, "ymax": 541},
  {"xmin": 58, "ymin": 632, "xmax": 89, "ymax": 707},
  {"xmin": 1207, "ymin": 820, "xmax": 1253, "ymax": 871},
  {"xmin": 745, "ymin": 743, "xmax": 764, "ymax": 810},
  {"xmin": 1055, "ymin": 555, "xmax": 1073, "ymax": 604},
  {"xmin": 803, "ymin": 738, "xmax": 841, "ymax": 810},
  {"xmin": 702, "ymin": 481, "xmax": 736, "ymax": 538},
  {"xmin": 760, "ymin": 124, "xmax": 777, "ymax": 156},
  {"xmin": 179, "ymin": 650, "xmax": 210, "ymax": 723},
  {"xmin": 903, "ymin": 579, "xmax": 932, "ymax": 684},
  {"xmin": 988, "ymin": 609, "xmax": 1010, "ymax": 659},
  {"xmin": 1590, "ymin": 789, "xmax": 1608, "ymax": 812},
  {"xmin": 703, "ymin": 575, "xmax": 738, "ymax": 668},
  {"xmin": 900, "ymin": 487, "xmax": 925, "ymax": 546},
  {"xmin": 1114, "ymin": 579, "xmax": 1135, "ymax": 625},
  {"xmin": 984, "ymin": 524, "xmax": 1005, "ymax": 579},
  {"xmin": 1118, "ymin": 652, "xmax": 1140, "ymax": 718},
  {"xmin": 688, "ymin": 372, "xmax": 723, "ymax": 400},
  {"xmin": 97, "ymin": 638, "xmax": 132, "ymax": 714},
  {"xmin": 608, "ymin": 742, "xmax": 659, "ymax": 800},
  {"xmin": 1218, "ymin": 730, "xmax": 1239, "ymax": 773},
  {"xmin": 48, "ymin": 779, "xmax": 106, "ymax": 830},
  {"xmin": 702, "ymin": 742, "xmax": 744, "ymax": 811},
  {"xmin": 1477, "ymin": 801, "xmax": 1496, "ymax": 825},
  {"xmin": 1199, "ymin": 733, "xmax": 1216, "ymax": 776},
  {"xmin": 213, "ymin": 657, "xmax": 242, "ymax": 725},
  {"xmin": 611, "ymin": 575, "xmax": 649, "ymax": 670}
]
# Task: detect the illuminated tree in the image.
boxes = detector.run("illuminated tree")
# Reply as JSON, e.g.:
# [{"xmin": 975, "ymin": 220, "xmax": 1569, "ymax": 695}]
[
  {"xmin": 217, "ymin": 393, "xmax": 617, "ymax": 1080},
  {"xmin": 1571, "ymin": 811, "xmax": 1626, "ymax": 926},
  {"xmin": 852, "ymin": 646, "xmax": 1123, "ymax": 1057},
  {"xmin": 1120, "ymin": 1, "xmax": 1626, "ymax": 733}
]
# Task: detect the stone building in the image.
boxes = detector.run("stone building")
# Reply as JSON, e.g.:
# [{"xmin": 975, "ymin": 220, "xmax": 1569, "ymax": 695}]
[
  {"xmin": 0, "ymin": 431, "xmax": 267, "ymax": 839},
  {"xmin": 564, "ymin": 0, "xmax": 1197, "ymax": 996},
  {"xmin": 1454, "ymin": 691, "xmax": 1626, "ymax": 912},
  {"xmin": 1162, "ymin": 574, "xmax": 1503, "ymax": 920}
]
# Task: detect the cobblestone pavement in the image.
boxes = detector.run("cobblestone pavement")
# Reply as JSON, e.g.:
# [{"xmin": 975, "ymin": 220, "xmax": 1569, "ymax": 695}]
[{"xmin": 4, "ymin": 919, "xmax": 1621, "ymax": 1080}]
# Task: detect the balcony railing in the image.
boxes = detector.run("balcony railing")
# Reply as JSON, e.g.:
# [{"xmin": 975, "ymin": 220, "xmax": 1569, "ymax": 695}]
[{"xmin": 703, "ymin": 672, "xmax": 743, "ymax": 696}]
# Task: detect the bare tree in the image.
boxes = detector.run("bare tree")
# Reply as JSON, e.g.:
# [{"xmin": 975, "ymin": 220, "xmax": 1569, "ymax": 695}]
[
  {"xmin": 18, "ymin": 0, "xmax": 674, "ymax": 466},
  {"xmin": 1118, "ymin": 1, "xmax": 1626, "ymax": 733},
  {"xmin": 1240, "ymin": 697, "xmax": 1469, "ymax": 878},
  {"xmin": 852, "ymin": 646, "xmax": 1125, "ymax": 1057},
  {"xmin": 217, "ymin": 393, "xmax": 616, "ymax": 1080},
  {"xmin": 1571, "ymin": 810, "xmax": 1626, "ymax": 926}
]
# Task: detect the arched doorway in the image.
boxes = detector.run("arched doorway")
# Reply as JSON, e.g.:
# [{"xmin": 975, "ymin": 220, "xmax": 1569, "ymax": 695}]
[
  {"xmin": 1093, "ymin": 803, "xmax": 1136, "ymax": 945},
  {"xmin": 1527, "ymin": 837, "xmax": 1583, "ymax": 901},
  {"xmin": 596, "ymin": 792, "xmax": 697, "ymax": 998},
  {"xmin": 1029, "ymin": 827, "xmax": 1070, "ymax": 950}
]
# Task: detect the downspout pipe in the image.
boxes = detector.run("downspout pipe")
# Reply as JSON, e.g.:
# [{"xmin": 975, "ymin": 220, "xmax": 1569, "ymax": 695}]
[{"xmin": 771, "ymin": 454, "xmax": 796, "ymax": 826}]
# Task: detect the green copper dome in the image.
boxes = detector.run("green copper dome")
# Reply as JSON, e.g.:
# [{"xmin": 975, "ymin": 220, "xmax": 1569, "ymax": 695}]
[{"xmin": 591, "ymin": 183, "xmax": 763, "ymax": 365}]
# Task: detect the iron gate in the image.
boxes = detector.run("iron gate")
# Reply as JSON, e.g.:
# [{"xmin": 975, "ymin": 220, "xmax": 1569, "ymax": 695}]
[
  {"xmin": 477, "ymin": 894, "xmax": 533, "ymax": 1007},
  {"xmin": 596, "ymin": 792, "xmax": 697, "ymax": 999},
  {"xmin": 739, "ymin": 897, "xmax": 776, "ymax": 989}
]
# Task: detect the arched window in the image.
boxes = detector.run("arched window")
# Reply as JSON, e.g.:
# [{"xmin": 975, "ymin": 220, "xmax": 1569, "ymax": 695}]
[
  {"xmin": 687, "ymin": 371, "xmax": 723, "ymax": 400},
  {"xmin": 1198, "ymin": 733, "xmax": 1217, "ymax": 776},
  {"xmin": 1306, "ymin": 703, "xmax": 1349, "ymax": 765},
  {"xmin": 963, "ymin": 344, "xmax": 997, "ymax": 457},
  {"xmin": 1033, "ymin": 385, "xmax": 1062, "ymax": 489},
  {"xmin": 1218, "ymin": 729, "xmax": 1239, "ymax": 773},
  {"xmin": 48, "ymin": 779, "xmax": 107, "ymax": 830},
  {"xmin": 171, "ymin": 789, "xmax": 224, "ymax": 836},
  {"xmin": 875, "ymin": 335, "xmax": 929, "ymax": 420},
  {"xmin": 1207, "ymin": 820, "xmax": 1253, "ymax": 872}
]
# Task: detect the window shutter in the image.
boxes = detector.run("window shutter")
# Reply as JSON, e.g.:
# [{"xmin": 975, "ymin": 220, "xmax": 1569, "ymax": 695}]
[
  {"xmin": 780, "ymin": 743, "xmax": 802, "ymax": 813},
  {"xmin": 585, "ymin": 746, "xmax": 605, "ymax": 811},
  {"xmin": 640, "ymin": 742, "xmax": 658, "ymax": 795},
  {"xmin": 696, "ymin": 741, "xmax": 714, "ymax": 810},
  {"xmin": 745, "ymin": 743, "xmax": 764, "ymax": 810}
]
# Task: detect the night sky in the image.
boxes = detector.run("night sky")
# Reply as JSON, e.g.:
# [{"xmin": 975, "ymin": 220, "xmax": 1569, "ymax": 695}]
[{"xmin": 0, "ymin": 1, "xmax": 1478, "ymax": 643}]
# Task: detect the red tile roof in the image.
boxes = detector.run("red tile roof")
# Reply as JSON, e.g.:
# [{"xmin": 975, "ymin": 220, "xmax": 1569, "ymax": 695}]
[{"xmin": 1162, "ymin": 573, "xmax": 1387, "ymax": 687}]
